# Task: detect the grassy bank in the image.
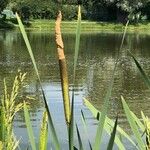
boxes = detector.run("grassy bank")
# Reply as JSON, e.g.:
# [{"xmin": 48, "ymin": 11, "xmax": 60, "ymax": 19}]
[{"xmin": 24, "ymin": 19, "xmax": 150, "ymax": 33}]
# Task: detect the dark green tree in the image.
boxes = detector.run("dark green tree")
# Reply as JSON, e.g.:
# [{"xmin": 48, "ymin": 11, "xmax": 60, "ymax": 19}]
[
  {"xmin": 7, "ymin": 0, "xmax": 150, "ymax": 21},
  {"xmin": 0, "ymin": 0, "xmax": 9, "ymax": 13}
]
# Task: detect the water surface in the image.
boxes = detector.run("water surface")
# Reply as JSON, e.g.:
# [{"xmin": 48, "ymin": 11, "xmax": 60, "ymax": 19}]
[{"xmin": 0, "ymin": 30, "xmax": 150, "ymax": 149}]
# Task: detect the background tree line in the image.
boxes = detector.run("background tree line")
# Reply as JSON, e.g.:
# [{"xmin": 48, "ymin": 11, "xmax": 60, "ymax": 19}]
[{"xmin": 1, "ymin": 0, "xmax": 150, "ymax": 23}]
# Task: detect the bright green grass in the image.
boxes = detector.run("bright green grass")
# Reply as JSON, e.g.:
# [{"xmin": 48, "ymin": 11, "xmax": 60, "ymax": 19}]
[{"xmin": 23, "ymin": 19, "xmax": 150, "ymax": 33}]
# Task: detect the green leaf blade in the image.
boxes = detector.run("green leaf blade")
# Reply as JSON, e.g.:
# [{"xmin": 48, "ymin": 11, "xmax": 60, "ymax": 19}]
[
  {"xmin": 83, "ymin": 98, "xmax": 136, "ymax": 147},
  {"xmin": 129, "ymin": 51, "xmax": 150, "ymax": 90},
  {"xmin": 23, "ymin": 102, "xmax": 36, "ymax": 150},
  {"xmin": 76, "ymin": 124, "xmax": 84, "ymax": 150},
  {"xmin": 93, "ymin": 77, "xmax": 114, "ymax": 150},
  {"xmin": 69, "ymin": 5, "xmax": 82, "ymax": 150},
  {"xmin": 16, "ymin": 13, "xmax": 41, "ymax": 82},
  {"xmin": 121, "ymin": 96, "xmax": 145, "ymax": 150},
  {"xmin": 41, "ymin": 90, "xmax": 60, "ymax": 150},
  {"xmin": 107, "ymin": 116, "xmax": 118, "ymax": 150},
  {"xmin": 73, "ymin": 5, "xmax": 81, "ymax": 79},
  {"xmin": 16, "ymin": 13, "xmax": 60, "ymax": 150},
  {"xmin": 39, "ymin": 110, "xmax": 48, "ymax": 150}
]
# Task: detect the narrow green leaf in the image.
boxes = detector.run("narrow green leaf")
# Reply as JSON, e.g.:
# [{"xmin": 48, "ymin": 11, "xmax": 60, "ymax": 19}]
[
  {"xmin": 83, "ymin": 98, "xmax": 99, "ymax": 118},
  {"xmin": 69, "ymin": 94, "xmax": 75, "ymax": 150},
  {"xmin": 81, "ymin": 110, "xmax": 125, "ymax": 150},
  {"xmin": 93, "ymin": 74, "xmax": 114, "ymax": 150},
  {"xmin": 131, "ymin": 111, "xmax": 145, "ymax": 132},
  {"xmin": 0, "ymin": 107, "xmax": 6, "ymax": 142},
  {"xmin": 16, "ymin": 13, "xmax": 60, "ymax": 149},
  {"xmin": 92, "ymin": 22, "xmax": 130, "ymax": 150},
  {"xmin": 16, "ymin": 13, "xmax": 40, "ymax": 82},
  {"xmin": 120, "ymin": 20, "xmax": 129, "ymax": 50},
  {"xmin": 23, "ymin": 102, "xmax": 36, "ymax": 150},
  {"xmin": 74, "ymin": 146, "xmax": 78, "ymax": 150},
  {"xmin": 105, "ymin": 123, "xmax": 125, "ymax": 150},
  {"xmin": 128, "ymin": 51, "xmax": 150, "ymax": 90},
  {"xmin": 76, "ymin": 124, "xmax": 84, "ymax": 150},
  {"xmin": 141, "ymin": 111, "xmax": 146, "ymax": 121},
  {"xmin": 73, "ymin": 5, "xmax": 81, "ymax": 80},
  {"xmin": 39, "ymin": 110, "xmax": 48, "ymax": 150},
  {"xmin": 69, "ymin": 5, "xmax": 82, "ymax": 150},
  {"xmin": 85, "ymin": 21, "xmax": 130, "ymax": 149},
  {"xmin": 83, "ymin": 98, "xmax": 136, "ymax": 147},
  {"xmin": 107, "ymin": 116, "xmax": 118, "ymax": 150},
  {"xmin": 41, "ymin": 89, "xmax": 60, "ymax": 150},
  {"xmin": 121, "ymin": 96, "xmax": 145, "ymax": 150},
  {"xmin": 81, "ymin": 110, "xmax": 92, "ymax": 150}
]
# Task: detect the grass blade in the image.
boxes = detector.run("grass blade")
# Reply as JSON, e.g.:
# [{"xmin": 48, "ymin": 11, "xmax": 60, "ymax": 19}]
[
  {"xmin": 121, "ymin": 96, "xmax": 145, "ymax": 149},
  {"xmin": 105, "ymin": 123, "xmax": 125, "ymax": 150},
  {"xmin": 16, "ymin": 13, "xmax": 60, "ymax": 149},
  {"xmin": 0, "ymin": 107, "xmax": 6, "ymax": 142},
  {"xmin": 131, "ymin": 111, "xmax": 145, "ymax": 132},
  {"xmin": 120, "ymin": 20, "xmax": 129, "ymax": 50},
  {"xmin": 23, "ymin": 102, "xmax": 36, "ymax": 150},
  {"xmin": 81, "ymin": 110, "xmax": 92, "ymax": 150},
  {"xmin": 141, "ymin": 111, "xmax": 150, "ymax": 149},
  {"xmin": 93, "ymin": 74, "xmax": 114, "ymax": 150},
  {"xmin": 83, "ymin": 98, "xmax": 136, "ymax": 147},
  {"xmin": 39, "ymin": 110, "xmax": 48, "ymax": 150},
  {"xmin": 128, "ymin": 51, "xmax": 150, "ymax": 90},
  {"xmin": 41, "ymin": 89, "xmax": 60, "ymax": 150},
  {"xmin": 76, "ymin": 124, "xmax": 84, "ymax": 150},
  {"xmin": 69, "ymin": 94, "xmax": 75, "ymax": 150},
  {"xmin": 69, "ymin": 5, "xmax": 82, "ymax": 150},
  {"xmin": 16, "ymin": 13, "xmax": 40, "ymax": 82},
  {"xmin": 107, "ymin": 116, "xmax": 118, "ymax": 150},
  {"xmin": 92, "ymin": 20, "xmax": 130, "ymax": 150},
  {"xmin": 73, "ymin": 5, "xmax": 81, "ymax": 79},
  {"xmin": 83, "ymin": 98, "xmax": 99, "ymax": 118}
]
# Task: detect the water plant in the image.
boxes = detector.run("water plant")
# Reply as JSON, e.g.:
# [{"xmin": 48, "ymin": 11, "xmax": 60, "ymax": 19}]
[
  {"xmin": 55, "ymin": 10, "xmax": 71, "ymax": 125},
  {"xmin": 16, "ymin": 5, "xmax": 82, "ymax": 150},
  {"xmin": 16, "ymin": 12, "xmax": 60, "ymax": 149},
  {"xmin": 16, "ymin": 5, "xmax": 125, "ymax": 149},
  {"xmin": 0, "ymin": 71, "xmax": 26, "ymax": 150},
  {"xmin": 2, "ymin": 4, "xmax": 148, "ymax": 150}
]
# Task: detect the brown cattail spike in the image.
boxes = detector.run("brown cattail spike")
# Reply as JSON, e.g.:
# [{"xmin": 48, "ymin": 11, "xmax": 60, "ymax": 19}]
[{"xmin": 55, "ymin": 11, "xmax": 71, "ymax": 125}]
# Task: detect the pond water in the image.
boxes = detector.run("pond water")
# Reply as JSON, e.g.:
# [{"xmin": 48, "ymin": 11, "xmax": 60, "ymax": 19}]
[{"xmin": 0, "ymin": 30, "xmax": 150, "ymax": 149}]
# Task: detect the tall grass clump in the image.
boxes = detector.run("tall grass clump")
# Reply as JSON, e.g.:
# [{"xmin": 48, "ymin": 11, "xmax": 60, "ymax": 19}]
[
  {"xmin": 16, "ymin": 12, "xmax": 60, "ymax": 150},
  {"xmin": 0, "ymin": 71, "xmax": 26, "ymax": 150},
  {"xmin": 16, "ymin": 5, "xmax": 87, "ymax": 150}
]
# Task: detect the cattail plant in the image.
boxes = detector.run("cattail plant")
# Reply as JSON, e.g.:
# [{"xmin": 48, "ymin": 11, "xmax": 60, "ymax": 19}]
[{"xmin": 55, "ymin": 11, "xmax": 71, "ymax": 125}]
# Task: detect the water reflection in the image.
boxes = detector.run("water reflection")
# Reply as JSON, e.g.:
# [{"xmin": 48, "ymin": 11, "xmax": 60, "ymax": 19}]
[{"xmin": 0, "ymin": 30, "xmax": 150, "ymax": 148}]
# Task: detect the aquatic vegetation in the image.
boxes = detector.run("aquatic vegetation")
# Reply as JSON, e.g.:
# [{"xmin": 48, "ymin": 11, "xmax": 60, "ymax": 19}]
[
  {"xmin": 16, "ymin": 12, "xmax": 60, "ymax": 150},
  {"xmin": 23, "ymin": 102, "xmax": 48, "ymax": 150},
  {"xmin": 0, "ymin": 3, "xmax": 149, "ymax": 150},
  {"xmin": 0, "ymin": 71, "xmax": 26, "ymax": 150},
  {"xmin": 16, "ymin": 5, "xmax": 122, "ymax": 150},
  {"xmin": 55, "ymin": 11, "xmax": 71, "ymax": 125}
]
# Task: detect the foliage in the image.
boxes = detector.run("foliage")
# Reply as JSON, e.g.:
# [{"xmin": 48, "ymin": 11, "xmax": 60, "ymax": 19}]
[
  {"xmin": 62, "ymin": 5, "xmax": 78, "ymax": 20},
  {"xmin": 1, "ymin": 2, "xmax": 150, "ymax": 150},
  {"xmin": 0, "ymin": 71, "xmax": 26, "ymax": 150},
  {"xmin": 16, "ymin": 12, "xmax": 60, "ymax": 149},
  {"xmin": 0, "ymin": 0, "xmax": 9, "ymax": 13},
  {"xmin": 39, "ymin": 111, "xmax": 48, "ymax": 150},
  {"xmin": 4, "ymin": 0, "xmax": 150, "ymax": 22}
]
